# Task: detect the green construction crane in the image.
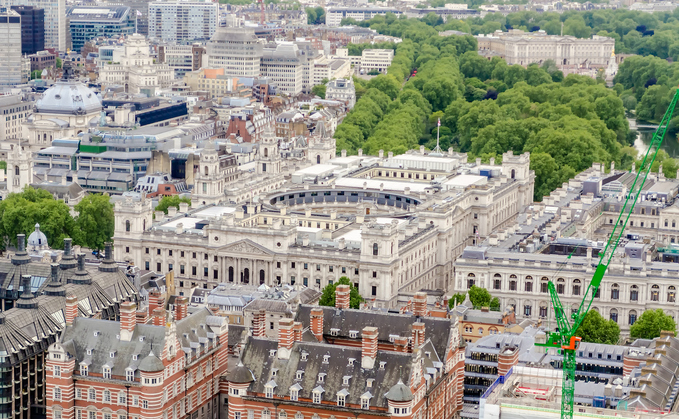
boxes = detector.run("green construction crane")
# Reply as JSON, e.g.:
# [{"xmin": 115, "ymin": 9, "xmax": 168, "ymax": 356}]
[{"xmin": 536, "ymin": 87, "xmax": 679, "ymax": 419}]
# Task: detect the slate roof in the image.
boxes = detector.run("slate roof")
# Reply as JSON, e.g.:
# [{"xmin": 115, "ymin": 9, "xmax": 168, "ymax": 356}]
[
  {"xmin": 240, "ymin": 337, "xmax": 414, "ymax": 409},
  {"xmin": 295, "ymin": 305, "xmax": 454, "ymax": 357}
]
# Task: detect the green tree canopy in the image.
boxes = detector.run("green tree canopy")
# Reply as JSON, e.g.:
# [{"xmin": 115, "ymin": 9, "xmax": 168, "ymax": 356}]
[
  {"xmin": 0, "ymin": 187, "xmax": 77, "ymax": 250},
  {"xmin": 156, "ymin": 195, "xmax": 191, "ymax": 214},
  {"xmin": 74, "ymin": 194, "xmax": 114, "ymax": 251},
  {"xmin": 311, "ymin": 84, "xmax": 326, "ymax": 99},
  {"xmin": 318, "ymin": 277, "xmax": 364, "ymax": 309},
  {"xmin": 575, "ymin": 310, "xmax": 620, "ymax": 345},
  {"xmin": 630, "ymin": 309, "xmax": 677, "ymax": 340},
  {"xmin": 448, "ymin": 286, "xmax": 500, "ymax": 310}
]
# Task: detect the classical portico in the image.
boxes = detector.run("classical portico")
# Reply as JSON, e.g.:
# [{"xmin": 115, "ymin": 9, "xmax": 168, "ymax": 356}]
[{"xmin": 217, "ymin": 239, "xmax": 277, "ymax": 286}]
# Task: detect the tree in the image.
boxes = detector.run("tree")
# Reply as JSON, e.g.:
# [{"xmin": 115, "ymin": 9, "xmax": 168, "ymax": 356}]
[
  {"xmin": 318, "ymin": 277, "xmax": 364, "ymax": 309},
  {"xmin": 575, "ymin": 310, "xmax": 620, "ymax": 345},
  {"xmin": 306, "ymin": 6, "xmax": 325, "ymax": 24},
  {"xmin": 630, "ymin": 309, "xmax": 676, "ymax": 340},
  {"xmin": 448, "ymin": 292, "xmax": 467, "ymax": 309},
  {"xmin": 156, "ymin": 195, "xmax": 191, "ymax": 214},
  {"xmin": 467, "ymin": 285, "xmax": 500, "ymax": 310},
  {"xmin": 0, "ymin": 187, "xmax": 77, "ymax": 250},
  {"xmin": 56, "ymin": 58, "xmax": 62, "ymax": 69},
  {"xmin": 30, "ymin": 70, "xmax": 42, "ymax": 80},
  {"xmin": 74, "ymin": 194, "xmax": 114, "ymax": 252},
  {"xmin": 311, "ymin": 84, "xmax": 326, "ymax": 99}
]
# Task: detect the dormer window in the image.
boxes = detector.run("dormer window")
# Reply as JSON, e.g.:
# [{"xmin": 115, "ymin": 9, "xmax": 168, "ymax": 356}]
[
  {"xmin": 290, "ymin": 389, "xmax": 298, "ymax": 401},
  {"xmin": 322, "ymin": 355, "xmax": 330, "ymax": 364},
  {"xmin": 80, "ymin": 365, "xmax": 88, "ymax": 376},
  {"xmin": 379, "ymin": 362, "xmax": 386, "ymax": 370},
  {"xmin": 132, "ymin": 354, "xmax": 138, "ymax": 361},
  {"xmin": 337, "ymin": 394, "xmax": 346, "ymax": 407},
  {"xmin": 93, "ymin": 331, "xmax": 99, "ymax": 337},
  {"xmin": 296, "ymin": 371, "xmax": 303, "ymax": 380},
  {"xmin": 110, "ymin": 351, "xmax": 116, "ymax": 358},
  {"xmin": 269, "ymin": 350, "xmax": 277, "ymax": 357},
  {"xmin": 348, "ymin": 358, "xmax": 355, "ymax": 366},
  {"xmin": 342, "ymin": 376, "xmax": 350, "ymax": 385},
  {"xmin": 126, "ymin": 369, "xmax": 134, "ymax": 382},
  {"xmin": 264, "ymin": 381, "xmax": 277, "ymax": 399},
  {"xmin": 139, "ymin": 336, "xmax": 145, "ymax": 342},
  {"xmin": 330, "ymin": 328, "xmax": 339, "ymax": 336},
  {"xmin": 366, "ymin": 379, "xmax": 374, "ymax": 388},
  {"xmin": 271, "ymin": 369, "xmax": 278, "ymax": 377},
  {"xmin": 389, "ymin": 334, "xmax": 397, "ymax": 343},
  {"xmin": 349, "ymin": 330, "xmax": 358, "ymax": 338},
  {"xmin": 86, "ymin": 349, "xmax": 92, "ymax": 355},
  {"xmin": 318, "ymin": 373, "xmax": 326, "ymax": 383},
  {"xmin": 361, "ymin": 394, "xmax": 371, "ymax": 409},
  {"xmin": 301, "ymin": 352, "xmax": 308, "ymax": 361},
  {"xmin": 103, "ymin": 367, "xmax": 111, "ymax": 379}
]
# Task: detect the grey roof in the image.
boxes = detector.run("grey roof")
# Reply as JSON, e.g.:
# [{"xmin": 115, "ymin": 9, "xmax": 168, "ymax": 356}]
[
  {"xmin": 139, "ymin": 351, "xmax": 164, "ymax": 372},
  {"xmin": 210, "ymin": 27, "xmax": 258, "ymax": 43},
  {"xmin": 36, "ymin": 80, "xmax": 102, "ymax": 115},
  {"xmin": 295, "ymin": 305, "xmax": 453, "ymax": 357},
  {"xmin": 240, "ymin": 337, "xmax": 413, "ymax": 408},
  {"xmin": 385, "ymin": 380, "xmax": 414, "ymax": 402},
  {"xmin": 66, "ymin": 5, "xmax": 131, "ymax": 22},
  {"xmin": 226, "ymin": 361, "xmax": 255, "ymax": 383}
]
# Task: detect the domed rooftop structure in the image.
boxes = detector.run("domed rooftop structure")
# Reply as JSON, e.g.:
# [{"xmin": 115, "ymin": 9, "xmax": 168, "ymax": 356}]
[
  {"xmin": 138, "ymin": 351, "xmax": 164, "ymax": 372},
  {"xmin": 385, "ymin": 379, "xmax": 414, "ymax": 402},
  {"xmin": 35, "ymin": 78, "xmax": 102, "ymax": 116},
  {"xmin": 27, "ymin": 223, "xmax": 48, "ymax": 251},
  {"xmin": 225, "ymin": 361, "xmax": 255, "ymax": 383}
]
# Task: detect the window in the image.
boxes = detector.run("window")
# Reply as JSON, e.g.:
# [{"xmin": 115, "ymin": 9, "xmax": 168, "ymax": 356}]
[
  {"xmin": 509, "ymin": 280, "xmax": 517, "ymax": 291},
  {"xmin": 119, "ymin": 393, "xmax": 127, "ymax": 405},
  {"xmin": 104, "ymin": 390, "xmax": 111, "ymax": 402},
  {"xmin": 313, "ymin": 392, "xmax": 322, "ymax": 404},
  {"xmin": 361, "ymin": 398, "xmax": 370, "ymax": 409},
  {"xmin": 142, "ymin": 400, "xmax": 148, "ymax": 409},
  {"xmin": 337, "ymin": 395, "xmax": 345, "ymax": 407},
  {"xmin": 572, "ymin": 279, "xmax": 581, "ymax": 296},
  {"xmin": 54, "ymin": 365, "xmax": 61, "ymax": 377},
  {"xmin": 610, "ymin": 309, "xmax": 618, "ymax": 323},
  {"xmin": 192, "ymin": 266, "xmax": 197, "ymax": 276},
  {"xmin": 669, "ymin": 287, "xmax": 676, "ymax": 303},
  {"xmin": 372, "ymin": 243, "xmax": 378, "ymax": 256},
  {"xmin": 54, "ymin": 387, "xmax": 61, "ymax": 400},
  {"xmin": 524, "ymin": 305, "xmax": 532, "ymax": 316},
  {"xmin": 371, "ymin": 286, "xmax": 377, "ymax": 296},
  {"xmin": 525, "ymin": 282, "xmax": 532, "ymax": 292},
  {"xmin": 290, "ymin": 389, "xmax": 298, "ymax": 401},
  {"xmin": 494, "ymin": 279, "xmax": 501, "ymax": 290},
  {"xmin": 629, "ymin": 310, "xmax": 638, "ymax": 325},
  {"xmin": 265, "ymin": 386, "xmax": 274, "ymax": 398},
  {"xmin": 80, "ymin": 365, "xmax": 88, "ymax": 376},
  {"xmin": 630, "ymin": 286, "xmax": 639, "ymax": 301},
  {"xmin": 89, "ymin": 388, "xmax": 96, "ymax": 401},
  {"xmin": 103, "ymin": 367, "xmax": 111, "ymax": 379},
  {"xmin": 126, "ymin": 370, "xmax": 134, "ymax": 381},
  {"xmin": 557, "ymin": 279, "xmax": 565, "ymax": 295},
  {"xmin": 611, "ymin": 284, "xmax": 619, "ymax": 300},
  {"xmin": 539, "ymin": 306, "xmax": 548, "ymax": 317},
  {"xmin": 651, "ymin": 285, "xmax": 660, "ymax": 302}
]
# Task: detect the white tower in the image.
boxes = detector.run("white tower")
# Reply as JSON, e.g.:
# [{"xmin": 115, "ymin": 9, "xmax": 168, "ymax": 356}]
[
  {"xmin": 308, "ymin": 122, "xmax": 336, "ymax": 164},
  {"xmin": 257, "ymin": 127, "xmax": 281, "ymax": 176},
  {"xmin": 113, "ymin": 193, "xmax": 153, "ymax": 263},
  {"xmin": 192, "ymin": 141, "xmax": 225, "ymax": 206},
  {"xmin": 6, "ymin": 145, "xmax": 32, "ymax": 194}
]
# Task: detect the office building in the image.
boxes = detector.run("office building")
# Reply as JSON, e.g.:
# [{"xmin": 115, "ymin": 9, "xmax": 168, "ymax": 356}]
[
  {"xmin": 183, "ymin": 68, "xmax": 250, "ymax": 99},
  {"xmin": 360, "ymin": 49, "xmax": 394, "ymax": 73},
  {"xmin": 0, "ymin": 8, "xmax": 23, "ymax": 87},
  {"xmin": 0, "ymin": 94, "xmax": 32, "ymax": 141},
  {"xmin": 11, "ymin": 5, "xmax": 44, "ymax": 55},
  {"xmin": 29, "ymin": 50, "xmax": 55, "ymax": 71},
  {"xmin": 325, "ymin": 7, "xmax": 402, "ymax": 27},
  {"xmin": 261, "ymin": 43, "xmax": 305, "ymax": 96},
  {"xmin": 405, "ymin": 5, "xmax": 480, "ymax": 20},
  {"xmin": 66, "ymin": 6, "xmax": 134, "ymax": 53},
  {"xmin": 158, "ymin": 44, "xmax": 205, "ymax": 78},
  {"xmin": 46, "ymin": 299, "xmax": 229, "ymax": 419},
  {"xmin": 10, "ymin": 0, "xmax": 66, "ymax": 51},
  {"xmin": 147, "ymin": 0, "xmax": 218, "ymax": 44},
  {"xmin": 228, "ymin": 287, "xmax": 465, "ymax": 419},
  {"xmin": 206, "ymin": 26, "xmax": 262, "ymax": 77}
]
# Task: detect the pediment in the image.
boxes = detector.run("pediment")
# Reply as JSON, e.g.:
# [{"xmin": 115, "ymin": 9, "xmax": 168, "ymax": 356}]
[{"xmin": 219, "ymin": 239, "xmax": 274, "ymax": 255}]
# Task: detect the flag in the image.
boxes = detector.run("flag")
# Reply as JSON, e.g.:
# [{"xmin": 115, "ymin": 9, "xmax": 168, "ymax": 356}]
[
  {"xmin": 437, "ymin": 118, "xmax": 441, "ymax": 127},
  {"xmin": 136, "ymin": 10, "xmax": 142, "ymax": 16}
]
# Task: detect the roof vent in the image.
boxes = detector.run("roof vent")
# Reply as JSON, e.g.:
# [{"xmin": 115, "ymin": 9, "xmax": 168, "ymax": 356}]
[{"xmin": 93, "ymin": 331, "xmax": 99, "ymax": 337}]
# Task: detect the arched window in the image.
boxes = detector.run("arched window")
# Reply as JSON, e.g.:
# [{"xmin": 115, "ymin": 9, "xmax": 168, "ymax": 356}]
[
  {"xmin": 511, "ymin": 169, "xmax": 515, "ymax": 179},
  {"xmin": 372, "ymin": 243, "xmax": 378, "ymax": 256},
  {"xmin": 541, "ymin": 277, "xmax": 549, "ymax": 293},
  {"xmin": 651, "ymin": 284, "xmax": 660, "ymax": 301},
  {"xmin": 262, "ymin": 409, "xmax": 271, "ymax": 419},
  {"xmin": 467, "ymin": 273, "xmax": 475, "ymax": 289},
  {"xmin": 264, "ymin": 148, "xmax": 268, "ymax": 158},
  {"xmin": 610, "ymin": 308, "xmax": 618, "ymax": 323},
  {"xmin": 525, "ymin": 280, "xmax": 532, "ymax": 293},
  {"xmin": 509, "ymin": 274, "xmax": 517, "ymax": 291},
  {"xmin": 260, "ymin": 269, "xmax": 265, "ymax": 285},
  {"xmin": 478, "ymin": 327, "xmax": 484, "ymax": 335},
  {"xmin": 630, "ymin": 285, "xmax": 639, "ymax": 301},
  {"xmin": 556, "ymin": 278, "xmax": 565, "ymax": 295},
  {"xmin": 493, "ymin": 273, "xmax": 501, "ymax": 290},
  {"xmin": 125, "ymin": 220, "xmax": 130, "ymax": 232},
  {"xmin": 317, "ymin": 155, "xmax": 321, "ymax": 164},
  {"xmin": 14, "ymin": 165, "xmax": 19, "ymax": 176},
  {"xmin": 611, "ymin": 283, "xmax": 619, "ymax": 300},
  {"xmin": 629, "ymin": 310, "xmax": 638, "ymax": 325},
  {"xmin": 204, "ymin": 166, "xmax": 209, "ymax": 176},
  {"xmin": 669, "ymin": 286, "xmax": 676, "ymax": 303},
  {"xmin": 572, "ymin": 279, "xmax": 581, "ymax": 296},
  {"xmin": 228, "ymin": 266, "xmax": 234, "ymax": 282}
]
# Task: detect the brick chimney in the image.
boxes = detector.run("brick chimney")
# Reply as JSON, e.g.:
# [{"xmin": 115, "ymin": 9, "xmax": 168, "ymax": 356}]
[
  {"xmin": 361, "ymin": 326, "xmax": 378, "ymax": 369},
  {"xmin": 253, "ymin": 309, "xmax": 266, "ymax": 337},
  {"xmin": 413, "ymin": 292, "xmax": 427, "ymax": 317},
  {"xmin": 278, "ymin": 318, "xmax": 294, "ymax": 359},
  {"xmin": 65, "ymin": 295, "xmax": 78, "ymax": 326},
  {"xmin": 394, "ymin": 336, "xmax": 408, "ymax": 353},
  {"xmin": 293, "ymin": 321, "xmax": 303, "ymax": 342},
  {"xmin": 120, "ymin": 301, "xmax": 137, "ymax": 341},
  {"xmin": 498, "ymin": 346, "xmax": 519, "ymax": 376},
  {"xmin": 148, "ymin": 290, "xmax": 164, "ymax": 315},
  {"xmin": 335, "ymin": 284, "xmax": 350, "ymax": 310},
  {"xmin": 152, "ymin": 308, "xmax": 165, "ymax": 326},
  {"xmin": 136, "ymin": 308, "xmax": 149, "ymax": 325},
  {"xmin": 175, "ymin": 296, "xmax": 188, "ymax": 321},
  {"xmin": 310, "ymin": 307, "xmax": 324, "ymax": 342},
  {"xmin": 412, "ymin": 322, "xmax": 425, "ymax": 349}
]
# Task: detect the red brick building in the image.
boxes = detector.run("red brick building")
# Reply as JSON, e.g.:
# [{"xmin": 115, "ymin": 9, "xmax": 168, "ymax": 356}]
[
  {"xmin": 45, "ymin": 298, "xmax": 229, "ymax": 419},
  {"xmin": 226, "ymin": 285, "xmax": 465, "ymax": 419}
]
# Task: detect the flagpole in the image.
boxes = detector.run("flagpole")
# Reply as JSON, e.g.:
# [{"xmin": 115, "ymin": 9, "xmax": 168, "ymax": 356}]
[{"xmin": 433, "ymin": 118, "xmax": 442, "ymax": 154}]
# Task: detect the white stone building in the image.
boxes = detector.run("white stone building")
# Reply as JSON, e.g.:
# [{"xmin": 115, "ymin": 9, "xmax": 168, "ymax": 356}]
[
  {"xmin": 0, "ymin": 95, "xmax": 32, "ymax": 142},
  {"xmin": 113, "ymin": 150, "xmax": 534, "ymax": 306},
  {"xmin": 206, "ymin": 26, "xmax": 263, "ymax": 78},
  {"xmin": 147, "ymin": 0, "xmax": 218, "ymax": 44},
  {"xmin": 326, "ymin": 78, "xmax": 356, "ymax": 109},
  {"xmin": 98, "ymin": 34, "xmax": 173, "ymax": 95},
  {"xmin": 0, "ymin": 8, "xmax": 22, "ymax": 87},
  {"xmin": 260, "ymin": 43, "xmax": 305, "ymax": 96},
  {"xmin": 360, "ymin": 49, "xmax": 394, "ymax": 73},
  {"xmin": 325, "ymin": 7, "xmax": 403, "ymax": 27}
]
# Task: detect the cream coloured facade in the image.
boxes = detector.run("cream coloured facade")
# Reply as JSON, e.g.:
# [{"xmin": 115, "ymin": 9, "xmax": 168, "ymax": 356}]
[
  {"xmin": 99, "ymin": 34, "xmax": 173, "ymax": 95},
  {"xmin": 476, "ymin": 29, "xmax": 615, "ymax": 67},
  {"xmin": 114, "ymin": 149, "xmax": 534, "ymax": 306},
  {"xmin": 0, "ymin": 8, "xmax": 22, "ymax": 87},
  {"xmin": 0, "ymin": 95, "xmax": 31, "ymax": 142},
  {"xmin": 206, "ymin": 26, "xmax": 263, "ymax": 78},
  {"xmin": 360, "ymin": 49, "xmax": 394, "ymax": 72}
]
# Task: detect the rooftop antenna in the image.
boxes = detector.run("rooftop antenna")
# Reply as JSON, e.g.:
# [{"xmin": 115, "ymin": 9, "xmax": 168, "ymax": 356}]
[{"xmin": 430, "ymin": 118, "xmax": 443, "ymax": 156}]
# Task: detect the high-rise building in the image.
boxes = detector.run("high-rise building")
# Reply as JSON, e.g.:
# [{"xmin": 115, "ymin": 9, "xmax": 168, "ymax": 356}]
[
  {"xmin": 261, "ymin": 43, "xmax": 304, "ymax": 96},
  {"xmin": 66, "ymin": 6, "xmax": 134, "ymax": 52},
  {"xmin": 158, "ymin": 43, "xmax": 205, "ymax": 78},
  {"xmin": 147, "ymin": 0, "xmax": 218, "ymax": 44},
  {"xmin": 11, "ymin": 5, "xmax": 44, "ymax": 55},
  {"xmin": 0, "ymin": 95, "xmax": 32, "ymax": 141},
  {"xmin": 0, "ymin": 7, "xmax": 22, "ymax": 87},
  {"xmin": 10, "ymin": 0, "xmax": 66, "ymax": 51},
  {"xmin": 206, "ymin": 26, "xmax": 262, "ymax": 77}
]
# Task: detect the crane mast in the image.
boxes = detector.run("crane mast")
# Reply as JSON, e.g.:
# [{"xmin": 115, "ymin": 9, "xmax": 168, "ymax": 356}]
[{"xmin": 536, "ymin": 87, "xmax": 679, "ymax": 419}]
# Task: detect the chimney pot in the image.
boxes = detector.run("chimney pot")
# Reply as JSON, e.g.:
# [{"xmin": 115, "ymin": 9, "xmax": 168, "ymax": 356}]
[
  {"xmin": 310, "ymin": 307, "xmax": 324, "ymax": 342},
  {"xmin": 152, "ymin": 308, "xmax": 165, "ymax": 326},
  {"xmin": 63, "ymin": 238, "xmax": 72, "ymax": 256}
]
